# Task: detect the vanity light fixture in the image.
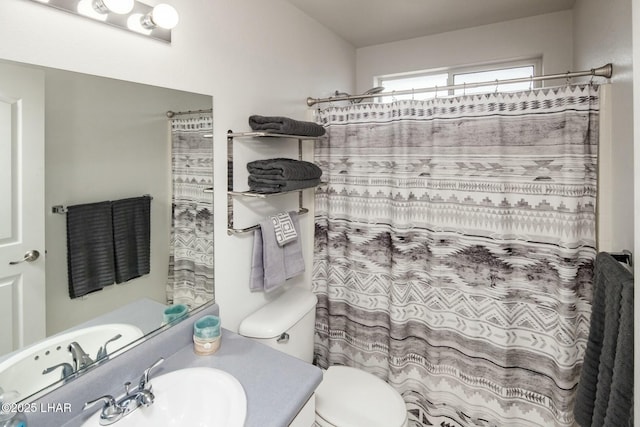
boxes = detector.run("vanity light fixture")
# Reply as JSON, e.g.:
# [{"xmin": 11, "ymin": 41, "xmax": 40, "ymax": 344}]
[
  {"xmin": 28, "ymin": 0, "xmax": 178, "ymax": 43},
  {"xmin": 92, "ymin": 0, "xmax": 135, "ymax": 15}
]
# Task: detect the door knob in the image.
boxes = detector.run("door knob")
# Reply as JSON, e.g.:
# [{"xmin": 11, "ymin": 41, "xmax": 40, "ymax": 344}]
[{"xmin": 9, "ymin": 250, "xmax": 40, "ymax": 265}]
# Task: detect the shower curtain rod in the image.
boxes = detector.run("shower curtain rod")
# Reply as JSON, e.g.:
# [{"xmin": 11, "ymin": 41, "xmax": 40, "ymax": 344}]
[
  {"xmin": 306, "ymin": 63, "xmax": 613, "ymax": 107},
  {"xmin": 166, "ymin": 108, "xmax": 213, "ymax": 118}
]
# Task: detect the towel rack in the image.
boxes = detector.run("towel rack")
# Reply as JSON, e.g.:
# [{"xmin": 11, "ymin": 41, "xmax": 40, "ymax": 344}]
[
  {"xmin": 51, "ymin": 194, "xmax": 153, "ymax": 214},
  {"xmin": 226, "ymin": 130, "xmax": 323, "ymax": 235},
  {"xmin": 610, "ymin": 249, "xmax": 633, "ymax": 267}
]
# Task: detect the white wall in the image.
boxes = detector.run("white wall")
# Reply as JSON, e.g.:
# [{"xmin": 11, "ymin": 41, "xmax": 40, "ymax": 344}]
[
  {"xmin": 356, "ymin": 11, "xmax": 573, "ymax": 92},
  {"xmin": 573, "ymin": 0, "xmax": 634, "ymax": 253},
  {"xmin": 0, "ymin": 0, "xmax": 355, "ymax": 333},
  {"xmin": 632, "ymin": 2, "xmax": 640, "ymax": 423},
  {"xmin": 43, "ymin": 68, "xmax": 211, "ymax": 334}
]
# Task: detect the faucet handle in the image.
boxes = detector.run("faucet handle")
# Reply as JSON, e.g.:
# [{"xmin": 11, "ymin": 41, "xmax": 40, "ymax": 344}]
[
  {"xmin": 83, "ymin": 394, "xmax": 124, "ymax": 424},
  {"xmin": 96, "ymin": 334, "xmax": 123, "ymax": 361},
  {"xmin": 42, "ymin": 362, "xmax": 75, "ymax": 381},
  {"xmin": 139, "ymin": 357, "xmax": 164, "ymax": 390}
]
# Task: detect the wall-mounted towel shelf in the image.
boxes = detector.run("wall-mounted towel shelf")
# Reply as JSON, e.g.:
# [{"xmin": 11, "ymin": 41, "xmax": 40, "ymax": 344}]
[{"xmin": 227, "ymin": 129, "xmax": 323, "ymax": 235}]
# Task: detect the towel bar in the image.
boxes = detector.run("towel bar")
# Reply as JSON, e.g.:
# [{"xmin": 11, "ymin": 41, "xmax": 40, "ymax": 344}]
[
  {"xmin": 52, "ymin": 194, "xmax": 153, "ymax": 214},
  {"xmin": 610, "ymin": 249, "xmax": 633, "ymax": 267},
  {"xmin": 227, "ymin": 207, "xmax": 309, "ymax": 235}
]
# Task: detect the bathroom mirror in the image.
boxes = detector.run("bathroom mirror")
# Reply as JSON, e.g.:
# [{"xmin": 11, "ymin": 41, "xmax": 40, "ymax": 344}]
[{"xmin": 0, "ymin": 58, "xmax": 214, "ymax": 402}]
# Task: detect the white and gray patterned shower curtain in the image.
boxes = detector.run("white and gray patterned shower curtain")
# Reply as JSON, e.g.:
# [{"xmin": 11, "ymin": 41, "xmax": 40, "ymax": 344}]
[
  {"xmin": 167, "ymin": 116, "xmax": 214, "ymax": 308},
  {"xmin": 313, "ymin": 85, "xmax": 599, "ymax": 427}
]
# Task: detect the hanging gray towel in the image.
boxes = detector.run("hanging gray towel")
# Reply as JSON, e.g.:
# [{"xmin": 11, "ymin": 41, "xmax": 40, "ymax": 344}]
[
  {"xmin": 66, "ymin": 201, "xmax": 115, "ymax": 299},
  {"xmin": 248, "ymin": 115, "xmax": 325, "ymax": 137},
  {"xmin": 574, "ymin": 252, "xmax": 634, "ymax": 427},
  {"xmin": 112, "ymin": 196, "xmax": 151, "ymax": 284},
  {"xmin": 249, "ymin": 211, "xmax": 304, "ymax": 292}
]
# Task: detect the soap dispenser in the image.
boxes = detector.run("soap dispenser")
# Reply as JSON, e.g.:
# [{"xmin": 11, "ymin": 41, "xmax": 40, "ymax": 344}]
[{"xmin": 0, "ymin": 388, "xmax": 27, "ymax": 427}]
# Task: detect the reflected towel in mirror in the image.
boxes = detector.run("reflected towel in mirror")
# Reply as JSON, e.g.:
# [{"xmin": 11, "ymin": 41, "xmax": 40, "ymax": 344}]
[{"xmin": 66, "ymin": 201, "xmax": 115, "ymax": 298}]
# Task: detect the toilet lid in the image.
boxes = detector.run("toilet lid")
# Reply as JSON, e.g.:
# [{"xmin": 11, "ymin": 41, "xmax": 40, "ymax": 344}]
[{"xmin": 315, "ymin": 366, "xmax": 407, "ymax": 427}]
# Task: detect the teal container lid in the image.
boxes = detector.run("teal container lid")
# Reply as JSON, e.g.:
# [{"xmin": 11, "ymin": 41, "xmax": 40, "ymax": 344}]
[
  {"xmin": 163, "ymin": 304, "xmax": 188, "ymax": 323},
  {"xmin": 194, "ymin": 315, "xmax": 221, "ymax": 339}
]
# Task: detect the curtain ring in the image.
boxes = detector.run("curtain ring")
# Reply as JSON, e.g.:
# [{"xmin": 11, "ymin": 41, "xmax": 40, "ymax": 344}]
[
  {"xmin": 529, "ymin": 75, "xmax": 533, "ymax": 91},
  {"xmin": 463, "ymin": 82, "xmax": 466, "ymax": 96},
  {"xmin": 435, "ymin": 85, "xmax": 438, "ymax": 99},
  {"xmin": 494, "ymin": 79, "xmax": 499, "ymax": 94},
  {"xmin": 565, "ymin": 71, "xmax": 571, "ymax": 85},
  {"xmin": 392, "ymin": 90, "xmax": 397, "ymax": 103}
]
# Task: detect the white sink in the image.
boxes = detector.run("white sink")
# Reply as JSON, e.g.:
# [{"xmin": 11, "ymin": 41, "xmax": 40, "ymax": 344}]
[
  {"xmin": 82, "ymin": 367, "xmax": 247, "ymax": 427},
  {"xmin": 0, "ymin": 323, "xmax": 144, "ymax": 401}
]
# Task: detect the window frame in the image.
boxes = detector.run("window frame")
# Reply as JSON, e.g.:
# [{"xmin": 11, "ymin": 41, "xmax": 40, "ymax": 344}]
[{"xmin": 374, "ymin": 57, "xmax": 542, "ymax": 99}]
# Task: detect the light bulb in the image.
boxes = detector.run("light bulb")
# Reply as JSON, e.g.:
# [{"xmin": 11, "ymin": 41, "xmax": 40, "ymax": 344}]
[
  {"xmin": 150, "ymin": 4, "xmax": 179, "ymax": 29},
  {"xmin": 127, "ymin": 13, "xmax": 152, "ymax": 35},
  {"xmin": 77, "ymin": 0, "xmax": 108, "ymax": 21},
  {"xmin": 92, "ymin": 0, "xmax": 134, "ymax": 15}
]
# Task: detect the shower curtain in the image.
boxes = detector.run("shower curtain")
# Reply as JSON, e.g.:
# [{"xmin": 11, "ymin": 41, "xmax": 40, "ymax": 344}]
[
  {"xmin": 167, "ymin": 116, "xmax": 214, "ymax": 308},
  {"xmin": 313, "ymin": 85, "xmax": 599, "ymax": 427}
]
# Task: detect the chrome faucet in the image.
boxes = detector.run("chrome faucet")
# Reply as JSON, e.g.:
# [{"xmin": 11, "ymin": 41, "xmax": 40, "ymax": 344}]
[
  {"xmin": 83, "ymin": 358, "xmax": 164, "ymax": 426},
  {"xmin": 68, "ymin": 341, "xmax": 94, "ymax": 371},
  {"xmin": 96, "ymin": 334, "xmax": 123, "ymax": 362},
  {"xmin": 42, "ymin": 362, "xmax": 75, "ymax": 382}
]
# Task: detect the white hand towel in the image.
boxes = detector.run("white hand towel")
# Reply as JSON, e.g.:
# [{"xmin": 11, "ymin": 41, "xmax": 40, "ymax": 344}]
[{"xmin": 270, "ymin": 212, "xmax": 298, "ymax": 246}]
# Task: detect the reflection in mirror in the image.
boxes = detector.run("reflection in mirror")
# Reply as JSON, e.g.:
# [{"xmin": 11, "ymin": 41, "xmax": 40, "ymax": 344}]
[{"xmin": 0, "ymin": 58, "xmax": 214, "ymax": 403}]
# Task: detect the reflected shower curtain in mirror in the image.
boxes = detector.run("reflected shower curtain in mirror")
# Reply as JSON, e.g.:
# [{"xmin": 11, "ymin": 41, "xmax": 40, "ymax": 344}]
[
  {"xmin": 167, "ymin": 116, "xmax": 214, "ymax": 308},
  {"xmin": 313, "ymin": 85, "xmax": 599, "ymax": 427}
]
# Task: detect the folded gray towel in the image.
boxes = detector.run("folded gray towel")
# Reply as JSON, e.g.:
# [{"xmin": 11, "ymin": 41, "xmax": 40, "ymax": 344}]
[
  {"xmin": 66, "ymin": 201, "xmax": 115, "ymax": 298},
  {"xmin": 574, "ymin": 252, "xmax": 634, "ymax": 427},
  {"xmin": 112, "ymin": 195, "xmax": 151, "ymax": 284},
  {"xmin": 248, "ymin": 176, "xmax": 321, "ymax": 194},
  {"xmin": 247, "ymin": 158, "xmax": 323, "ymax": 180},
  {"xmin": 249, "ymin": 115, "xmax": 325, "ymax": 137}
]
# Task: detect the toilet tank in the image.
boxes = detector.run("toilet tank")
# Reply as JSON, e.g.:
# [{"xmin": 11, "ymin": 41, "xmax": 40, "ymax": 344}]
[{"xmin": 239, "ymin": 288, "xmax": 317, "ymax": 363}]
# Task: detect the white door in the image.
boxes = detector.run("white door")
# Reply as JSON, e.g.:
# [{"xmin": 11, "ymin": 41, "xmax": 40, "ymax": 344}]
[{"xmin": 0, "ymin": 62, "xmax": 45, "ymax": 354}]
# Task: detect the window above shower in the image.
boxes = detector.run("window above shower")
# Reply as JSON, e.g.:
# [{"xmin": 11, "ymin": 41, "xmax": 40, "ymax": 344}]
[{"xmin": 375, "ymin": 57, "xmax": 541, "ymax": 102}]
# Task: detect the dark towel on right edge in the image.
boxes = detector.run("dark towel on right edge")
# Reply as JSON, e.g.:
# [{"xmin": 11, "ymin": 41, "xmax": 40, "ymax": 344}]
[
  {"xmin": 574, "ymin": 252, "xmax": 634, "ymax": 427},
  {"xmin": 112, "ymin": 196, "xmax": 151, "ymax": 284},
  {"xmin": 249, "ymin": 115, "xmax": 325, "ymax": 137},
  {"xmin": 66, "ymin": 201, "xmax": 115, "ymax": 298}
]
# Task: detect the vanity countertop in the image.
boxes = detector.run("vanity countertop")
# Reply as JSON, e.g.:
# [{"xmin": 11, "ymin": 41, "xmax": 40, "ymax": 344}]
[
  {"xmin": 149, "ymin": 329, "xmax": 322, "ymax": 427},
  {"xmin": 61, "ymin": 329, "xmax": 322, "ymax": 427},
  {"xmin": 25, "ymin": 303, "xmax": 321, "ymax": 427}
]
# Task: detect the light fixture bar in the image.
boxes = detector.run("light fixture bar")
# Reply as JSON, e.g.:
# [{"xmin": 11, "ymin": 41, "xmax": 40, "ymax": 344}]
[{"xmin": 28, "ymin": 0, "xmax": 174, "ymax": 43}]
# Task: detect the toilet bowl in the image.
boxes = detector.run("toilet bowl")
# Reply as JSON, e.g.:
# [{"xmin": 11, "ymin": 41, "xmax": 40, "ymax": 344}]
[{"xmin": 238, "ymin": 288, "xmax": 408, "ymax": 427}]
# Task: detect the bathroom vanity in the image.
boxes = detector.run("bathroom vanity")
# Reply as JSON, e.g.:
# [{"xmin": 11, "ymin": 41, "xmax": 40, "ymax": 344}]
[{"xmin": 23, "ymin": 304, "xmax": 322, "ymax": 427}]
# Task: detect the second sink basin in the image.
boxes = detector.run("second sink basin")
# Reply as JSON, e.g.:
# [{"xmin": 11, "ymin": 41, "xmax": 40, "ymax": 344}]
[{"xmin": 82, "ymin": 367, "xmax": 247, "ymax": 427}]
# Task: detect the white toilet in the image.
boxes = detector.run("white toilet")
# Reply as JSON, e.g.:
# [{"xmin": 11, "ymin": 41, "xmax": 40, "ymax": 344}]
[{"xmin": 239, "ymin": 288, "xmax": 409, "ymax": 427}]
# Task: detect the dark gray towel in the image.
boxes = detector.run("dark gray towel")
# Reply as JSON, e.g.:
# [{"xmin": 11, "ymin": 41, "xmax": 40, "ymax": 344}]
[
  {"xmin": 248, "ymin": 176, "xmax": 321, "ymax": 194},
  {"xmin": 247, "ymin": 158, "xmax": 322, "ymax": 180},
  {"xmin": 112, "ymin": 196, "xmax": 151, "ymax": 283},
  {"xmin": 66, "ymin": 201, "xmax": 115, "ymax": 299},
  {"xmin": 248, "ymin": 115, "xmax": 326, "ymax": 137},
  {"xmin": 574, "ymin": 252, "xmax": 634, "ymax": 427}
]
